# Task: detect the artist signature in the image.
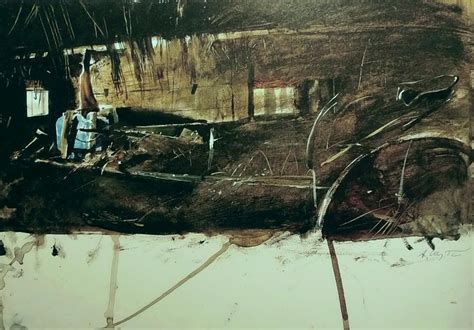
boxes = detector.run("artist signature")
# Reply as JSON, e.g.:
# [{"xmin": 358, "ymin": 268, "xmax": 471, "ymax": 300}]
[{"xmin": 418, "ymin": 248, "xmax": 471, "ymax": 261}]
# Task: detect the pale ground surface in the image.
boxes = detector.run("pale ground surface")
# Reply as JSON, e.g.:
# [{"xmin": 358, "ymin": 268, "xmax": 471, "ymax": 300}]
[{"xmin": 0, "ymin": 229, "xmax": 472, "ymax": 329}]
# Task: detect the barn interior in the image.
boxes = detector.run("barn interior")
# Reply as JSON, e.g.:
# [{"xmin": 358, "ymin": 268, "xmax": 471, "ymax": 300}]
[{"xmin": 0, "ymin": 0, "xmax": 472, "ymax": 241}]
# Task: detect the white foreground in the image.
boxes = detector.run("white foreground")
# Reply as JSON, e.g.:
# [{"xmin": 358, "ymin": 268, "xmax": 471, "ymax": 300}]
[{"xmin": 0, "ymin": 229, "xmax": 472, "ymax": 329}]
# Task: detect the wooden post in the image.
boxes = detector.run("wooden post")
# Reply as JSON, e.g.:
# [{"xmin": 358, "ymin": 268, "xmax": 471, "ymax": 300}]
[{"xmin": 247, "ymin": 62, "xmax": 255, "ymax": 120}]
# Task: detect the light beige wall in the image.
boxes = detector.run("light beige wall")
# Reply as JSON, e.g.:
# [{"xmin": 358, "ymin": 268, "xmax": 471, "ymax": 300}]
[{"xmin": 88, "ymin": 36, "xmax": 252, "ymax": 122}]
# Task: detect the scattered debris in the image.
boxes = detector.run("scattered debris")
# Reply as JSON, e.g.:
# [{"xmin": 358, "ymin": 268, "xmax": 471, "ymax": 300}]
[{"xmin": 318, "ymin": 135, "xmax": 471, "ymax": 237}]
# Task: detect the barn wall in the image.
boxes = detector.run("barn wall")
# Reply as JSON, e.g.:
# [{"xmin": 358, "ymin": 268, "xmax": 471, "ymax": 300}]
[{"xmin": 80, "ymin": 28, "xmax": 468, "ymax": 122}]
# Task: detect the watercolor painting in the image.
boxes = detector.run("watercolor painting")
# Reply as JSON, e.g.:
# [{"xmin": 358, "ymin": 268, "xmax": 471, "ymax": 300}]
[{"xmin": 0, "ymin": 1, "xmax": 472, "ymax": 328}]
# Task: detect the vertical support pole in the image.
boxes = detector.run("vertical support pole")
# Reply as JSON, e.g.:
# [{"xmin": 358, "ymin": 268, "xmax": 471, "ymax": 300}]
[
  {"xmin": 247, "ymin": 62, "xmax": 255, "ymax": 120},
  {"xmin": 327, "ymin": 239, "xmax": 350, "ymax": 330}
]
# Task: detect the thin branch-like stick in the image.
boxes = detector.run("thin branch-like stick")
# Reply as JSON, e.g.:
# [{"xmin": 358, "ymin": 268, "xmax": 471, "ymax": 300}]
[
  {"xmin": 320, "ymin": 144, "xmax": 355, "ymax": 167},
  {"xmin": 257, "ymin": 149, "xmax": 273, "ymax": 175},
  {"xmin": 231, "ymin": 163, "xmax": 242, "ymax": 176},
  {"xmin": 327, "ymin": 239, "xmax": 350, "ymax": 330},
  {"xmin": 61, "ymin": 0, "xmax": 75, "ymax": 40},
  {"xmin": 65, "ymin": 4, "xmax": 75, "ymax": 39},
  {"xmin": 34, "ymin": 159, "xmax": 203, "ymax": 183},
  {"xmin": 382, "ymin": 139, "xmax": 414, "ymax": 238},
  {"xmin": 339, "ymin": 96, "xmax": 372, "ymax": 116},
  {"xmin": 325, "ymin": 118, "xmax": 338, "ymax": 150},
  {"xmin": 7, "ymin": 2, "xmax": 23, "ymax": 36},
  {"xmin": 208, "ymin": 128, "xmax": 215, "ymax": 171},
  {"xmin": 280, "ymin": 148, "xmax": 293, "ymax": 175},
  {"xmin": 311, "ymin": 168, "xmax": 317, "ymax": 208},
  {"xmin": 292, "ymin": 150, "xmax": 300, "ymax": 175},
  {"xmin": 50, "ymin": 5, "xmax": 63, "ymax": 46},
  {"xmin": 44, "ymin": 6, "xmax": 60, "ymax": 49},
  {"xmin": 339, "ymin": 203, "xmax": 395, "ymax": 227},
  {"xmin": 104, "ymin": 236, "xmax": 120, "ymax": 328},
  {"xmin": 123, "ymin": 5, "xmax": 129, "ymax": 36},
  {"xmin": 239, "ymin": 154, "xmax": 256, "ymax": 177},
  {"xmin": 323, "ymin": 114, "xmax": 414, "ymax": 165},
  {"xmin": 386, "ymin": 201, "xmax": 416, "ymax": 237},
  {"xmin": 370, "ymin": 218, "xmax": 393, "ymax": 239},
  {"xmin": 305, "ymin": 94, "xmax": 339, "ymax": 169},
  {"xmin": 368, "ymin": 218, "xmax": 387, "ymax": 236},
  {"xmin": 93, "ymin": 12, "xmax": 98, "ymax": 38},
  {"xmin": 111, "ymin": 241, "xmax": 232, "ymax": 327},
  {"xmin": 137, "ymin": 207, "xmax": 156, "ymax": 223},
  {"xmin": 38, "ymin": 11, "xmax": 52, "ymax": 51},
  {"xmin": 60, "ymin": 0, "xmax": 73, "ymax": 40},
  {"xmin": 397, "ymin": 140, "xmax": 412, "ymax": 205},
  {"xmin": 360, "ymin": 116, "xmax": 401, "ymax": 141},
  {"xmin": 240, "ymin": 150, "xmax": 273, "ymax": 176},
  {"xmin": 357, "ymin": 39, "xmax": 370, "ymax": 90},
  {"xmin": 24, "ymin": 2, "xmax": 38, "ymax": 27},
  {"xmin": 72, "ymin": 178, "xmax": 97, "ymax": 192},
  {"xmin": 128, "ymin": 3, "xmax": 132, "ymax": 37},
  {"xmin": 79, "ymin": 0, "xmax": 105, "ymax": 37},
  {"xmin": 103, "ymin": 17, "xmax": 109, "ymax": 38}
]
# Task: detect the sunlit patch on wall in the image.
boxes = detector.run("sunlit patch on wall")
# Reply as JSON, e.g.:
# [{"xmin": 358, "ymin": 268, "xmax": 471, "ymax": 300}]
[{"xmin": 26, "ymin": 87, "xmax": 48, "ymax": 118}]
